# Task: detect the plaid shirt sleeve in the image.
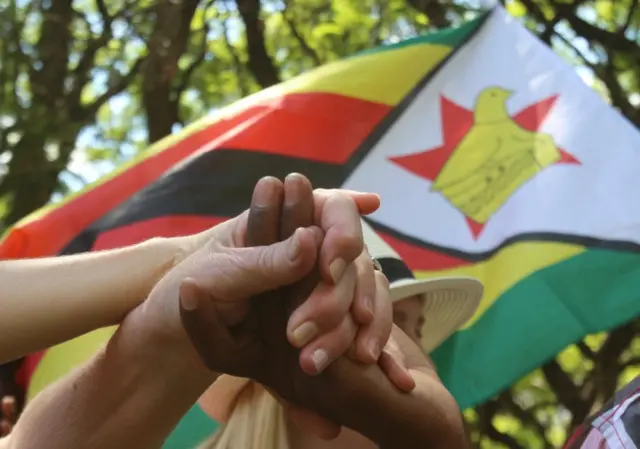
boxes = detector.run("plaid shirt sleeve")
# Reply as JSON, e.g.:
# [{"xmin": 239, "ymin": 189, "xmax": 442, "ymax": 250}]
[{"xmin": 565, "ymin": 376, "xmax": 640, "ymax": 449}]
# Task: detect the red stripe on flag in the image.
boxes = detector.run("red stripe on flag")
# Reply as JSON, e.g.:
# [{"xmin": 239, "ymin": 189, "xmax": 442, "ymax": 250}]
[
  {"xmin": 217, "ymin": 93, "xmax": 390, "ymax": 163},
  {"xmin": 92, "ymin": 215, "xmax": 230, "ymax": 251},
  {"xmin": 1, "ymin": 92, "xmax": 388, "ymax": 260},
  {"xmin": 377, "ymin": 230, "xmax": 471, "ymax": 270},
  {"xmin": 0, "ymin": 127, "xmax": 225, "ymax": 260},
  {"xmin": 17, "ymin": 351, "xmax": 45, "ymax": 391}
]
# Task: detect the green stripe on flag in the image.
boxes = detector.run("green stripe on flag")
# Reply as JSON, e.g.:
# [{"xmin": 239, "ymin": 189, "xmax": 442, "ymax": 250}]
[
  {"xmin": 433, "ymin": 249, "xmax": 640, "ymax": 410},
  {"xmin": 355, "ymin": 13, "xmax": 487, "ymax": 59},
  {"xmin": 163, "ymin": 406, "xmax": 219, "ymax": 449}
]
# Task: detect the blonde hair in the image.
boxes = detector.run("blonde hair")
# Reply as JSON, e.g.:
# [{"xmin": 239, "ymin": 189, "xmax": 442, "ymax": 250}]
[{"xmin": 197, "ymin": 382, "xmax": 291, "ymax": 449}]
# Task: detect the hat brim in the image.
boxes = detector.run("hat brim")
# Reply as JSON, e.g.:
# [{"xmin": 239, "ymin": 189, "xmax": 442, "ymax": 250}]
[{"xmin": 390, "ymin": 276, "xmax": 483, "ymax": 354}]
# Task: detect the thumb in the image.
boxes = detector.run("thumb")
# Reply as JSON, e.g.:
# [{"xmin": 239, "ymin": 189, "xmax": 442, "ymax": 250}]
[{"xmin": 202, "ymin": 226, "xmax": 322, "ymax": 301}]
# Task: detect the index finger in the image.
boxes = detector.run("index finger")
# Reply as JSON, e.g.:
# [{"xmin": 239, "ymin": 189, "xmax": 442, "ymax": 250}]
[
  {"xmin": 314, "ymin": 192, "xmax": 364, "ymax": 284},
  {"xmin": 313, "ymin": 189, "xmax": 380, "ymax": 216}
]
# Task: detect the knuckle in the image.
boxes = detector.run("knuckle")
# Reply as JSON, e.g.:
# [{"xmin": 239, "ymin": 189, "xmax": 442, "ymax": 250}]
[
  {"xmin": 253, "ymin": 245, "xmax": 276, "ymax": 272},
  {"xmin": 313, "ymin": 188, "xmax": 330, "ymax": 197},
  {"xmin": 332, "ymin": 231, "xmax": 363, "ymax": 262},
  {"xmin": 337, "ymin": 316, "xmax": 358, "ymax": 347},
  {"xmin": 374, "ymin": 270, "xmax": 390, "ymax": 291},
  {"xmin": 355, "ymin": 253, "xmax": 376, "ymax": 283},
  {"xmin": 312, "ymin": 294, "xmax": 344, "ymax": 326},
  {"xmin": 322, "ymin": 317, "xmax": 357, "ymax": 360},
  {"xmin": 309, "ymin": 285, "xmax": 352, "ymax": 327}
]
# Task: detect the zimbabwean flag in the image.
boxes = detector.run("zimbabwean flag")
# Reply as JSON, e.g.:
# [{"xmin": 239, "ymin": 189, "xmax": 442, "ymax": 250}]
[{"xmin": 4, "ymin": 7, "xmax": 640, "ymax": 448}]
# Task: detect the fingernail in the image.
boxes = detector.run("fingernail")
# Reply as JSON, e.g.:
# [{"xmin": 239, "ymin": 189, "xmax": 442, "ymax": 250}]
[
  {"xmin": 368, "ymin": 339, "xmax": 381, "ymax": 360},
  {"xmin": 180, "ymin": 291, "xmax": 198, "ymax": 311},
  {"xmin": 253, "ymin": 177, "xmax": 278, "ymax": 207},
  {"xmin": 312, "ymin": 349, "xmax": 329, "ymax": 374},
  {"xmin": 291, "ymin": 321, "xmax": 318, "ymax": 347},
  {"xmin": 284, "ymin": 173, "xmax": 304, "ymax": 204},
  {"xmin": 329, "ymin": 258, "xmax": 346, "ymax": 284},
  {"xmin": 288, "ymin": 230, "xmax": 301, "ymax": 260}
]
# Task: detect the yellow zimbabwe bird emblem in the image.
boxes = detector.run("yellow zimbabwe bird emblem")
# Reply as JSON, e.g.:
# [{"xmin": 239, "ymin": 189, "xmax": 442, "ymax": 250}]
[{"xmin": 391, "ymin": 86, "xmax": 580, "ymax": 239}]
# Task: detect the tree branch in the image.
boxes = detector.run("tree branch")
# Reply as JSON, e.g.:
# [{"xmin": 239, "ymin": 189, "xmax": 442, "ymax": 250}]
[
  {"xmin": 476, "ymin": 400, "xmax": 523, "ymax": 449},
  {"xmin": 542, "ymin": 359, "xmax": 590, "ymax": 425},
  {"xmin": 551, "ymin": 0, "xmax": 638, "ymax": 53},
  {"xmin": 175, "ymin": 27, "xmax": 209, "ymax": 97},
  {"xmin": 282, "ymin": 0, "xmax": 321, "ymax": 66},
  {"xmin": 220, "ymin": 8, "xmax": 250, "ymax": 97},
  {"xmin": 551, "ymin": 29, "xmax": 639, "ymax": 127},
  {"xmin": 142, "ymin": 0, "xmax": 201, "ymax": 143},
  {"xmin": 623, "ymin": 356, "xmax": 640, "ymax": 368},
  {"xmin": 82, "ymin": 57, "xmax": 145, "ymax": 119},
  {"xmin": 498, "ymin": 391, "xmax": 553, "ymax": 449},
  {"xmin": 30, "ymin": 0, "xmax": 74, "ymax": 110},
  {"xmin": 370, "ymin": 0, "xmax": 387, "ymax": 47},
  {"xmin": 577, "ymin": 341, "xmax": 596, "ymax": 360},
  {"xmin": 405, "ymin": 0, "xmax": 451, "ymax": 28},
  {"xmin": 236, "ymin": 0, "xmax": 281, "ymax": 88},
  {"xmin": 620, "ymin": 0, "xmax": 639, "ymax": 33},
  {"xmin": 65, "ymin": 1, "xmax": 117, "ymax": 111}
]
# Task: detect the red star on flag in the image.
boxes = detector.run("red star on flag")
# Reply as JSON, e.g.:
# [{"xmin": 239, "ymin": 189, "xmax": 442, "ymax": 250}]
[{"xmin": 390, "ymin": 95, "xmax": 581, "ymax": 239}]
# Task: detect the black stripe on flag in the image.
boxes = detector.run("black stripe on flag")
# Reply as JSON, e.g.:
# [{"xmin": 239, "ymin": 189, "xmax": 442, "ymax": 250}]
[
  {"xmin": 60, "ymin": 149, "xmax": 348, "ymax": 254},
  {"xmin": 364, "ymin": 216, "xmax": 640, "ymax": 264}
]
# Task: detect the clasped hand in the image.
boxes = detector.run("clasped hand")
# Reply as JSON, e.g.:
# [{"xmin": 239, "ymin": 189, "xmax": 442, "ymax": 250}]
[
  {"xmin": 177, "ymin": 174, "xmax": 415, "ymax": 437},
  {"xmin": 137, "ymin": 173, "xmax": 413, "ymax": 438}
]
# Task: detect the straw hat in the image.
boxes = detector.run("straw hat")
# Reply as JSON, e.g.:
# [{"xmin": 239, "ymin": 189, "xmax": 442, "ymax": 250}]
[{"xmin": 361, "ymin": 219, "xmax": 483, "ymax": 353}]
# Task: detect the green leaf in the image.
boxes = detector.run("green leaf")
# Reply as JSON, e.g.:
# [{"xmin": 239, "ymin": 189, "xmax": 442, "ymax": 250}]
[{"xmin": 507, "ymin": 0, "xmax": 528, "ymax": 18}]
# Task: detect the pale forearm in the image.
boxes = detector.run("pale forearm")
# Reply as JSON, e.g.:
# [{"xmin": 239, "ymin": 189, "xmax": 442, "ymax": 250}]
[
  {"xmin": 8, "ymin": 311, "xmax": 216, "ymax": 449},
  {"xmin": 0, "ymin": 237, "xmax": 179, "ymax": 363}
]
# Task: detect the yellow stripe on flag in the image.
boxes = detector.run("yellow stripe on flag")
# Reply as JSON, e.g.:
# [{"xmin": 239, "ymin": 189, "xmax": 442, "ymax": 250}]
[
  {"xmin": 269, "ymin": 43, "xmax": 452, "ymax": 105},
  {"xmin": 27, "ymin": 326, "xmax": 117, "ymax": 401},
  {"xmin": 415, "ymin": 241, "xmax": 585, "ymax": 329}
]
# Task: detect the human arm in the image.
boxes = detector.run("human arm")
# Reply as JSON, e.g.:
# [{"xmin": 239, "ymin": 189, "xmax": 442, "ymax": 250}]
[
  {"xmin": 3, "ymin": 177, "xmax": 382, "ymax": 448},
  {"xmin": 0, "ymin": 237, "xmax": 179, "ymax": 364},
  {"xmin": 181, "ymin": 175, "xmax": 464, "ymax": 448},
  {"xmin": 1, "ymin": 224, "xmax": 320, "ymax": 449},
  {"xmin": 0, "ymin": 179, "xmax": 379, "ymax": 366},
  {"xmin": 2, "ymin": 313, "xmax": 216, "ymax": 449},
  {"xmin": 317, "ymin": 325, "xmax": 468, "ymax": 449}
]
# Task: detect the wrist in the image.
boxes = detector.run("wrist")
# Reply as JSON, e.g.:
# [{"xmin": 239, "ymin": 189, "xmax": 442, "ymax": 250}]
[
  {"xmin": 62, "ymin": 313, "xmax": 217, "ymax": 449},
  {"xmin": 321, "ymin": 365, "xmax": 463, "ymax": 449},
  {"xmin": 143, "ymin": 236, "xmax": 184, "ymax": 288},
  {"xmin": 125, "ymin": 301, "xmax": 219, "ymax": 382}
]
